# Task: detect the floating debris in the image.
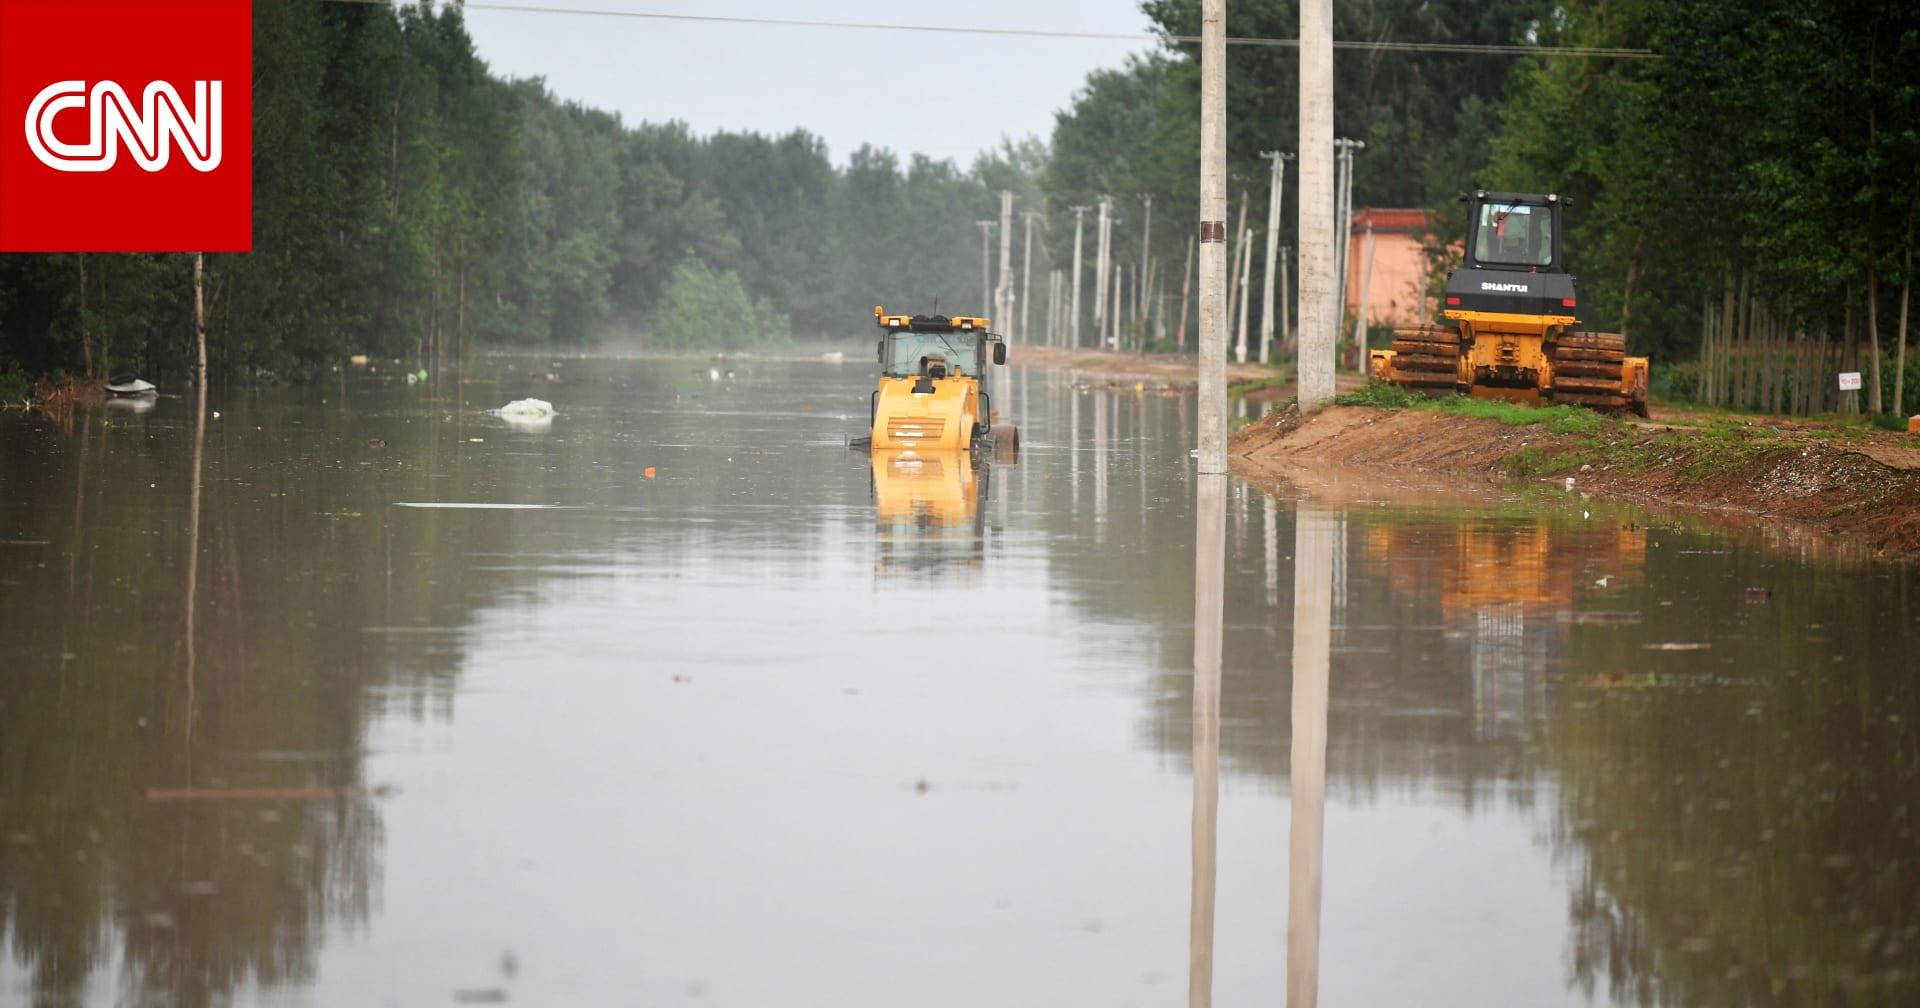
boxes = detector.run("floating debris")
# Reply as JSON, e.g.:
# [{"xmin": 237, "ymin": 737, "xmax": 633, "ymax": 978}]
[
  {"xmin": 392, "ymin": 502, "xmax": 580, "ymax": 510},
  {"xmin": 105, "ymin": 374, "xmax": 157, "ymax": 396},
  {"xmin": 1643, "ymin": 642, "xmax": 1712, "ymax": 651},
  {"xmin": 491, "ymin": 397, "xmax": 555, "ymax": 419}
]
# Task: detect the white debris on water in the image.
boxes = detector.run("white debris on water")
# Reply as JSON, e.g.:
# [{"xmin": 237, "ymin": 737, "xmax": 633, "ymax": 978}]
[
  {"xmin": 391, "ymin": 502, "xmax": 580, "ymax": 510},
  {"xmin": 492, "ymin": 397, "xmax": 555, "ymax": 418}
]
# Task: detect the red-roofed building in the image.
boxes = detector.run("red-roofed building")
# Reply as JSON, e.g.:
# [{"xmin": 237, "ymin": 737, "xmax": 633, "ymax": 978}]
[{"xmin": 1345, "ymin": 208, "xmax": 1441, "ymax": 329}]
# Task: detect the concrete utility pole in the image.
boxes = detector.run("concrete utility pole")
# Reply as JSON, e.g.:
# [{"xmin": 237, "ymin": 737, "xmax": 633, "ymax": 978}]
[
  {"xmin": 1236, "ymin": 223, "xmax": 1254, "ymax": 363},
  {"xmin": 996, "ymin": 191, "xmax": 1014, "ymax": 323},
  {"xmin": 1052, "ymin": 268, "xmax": 1067, "ymax": 347},
  {"xmin": 995, "ymin": 191, "xmax": 1015, "ymax": 416},
  {"xmin": 1227, "ymin": 197, "xmax": 1249, "ymax": 363},
  {"xmin": 1196, "ymin": 0, "xmax": 1227, "ymax": 473},
  {"xmin": 1296, "ymin": 0, "xmax": 1335, "ymax": 408},
  {"xmin": 1259, "ymin": 151, "xmax": 1293, "ymax": 364},
  {"xmin": 1351, "ymin": 222, "xmax": 1377, "ymax": 359},
  {"xmin": 1178, "ymin": 234, "xmax": 1195, "ymax": 351},
  {"xmin": 1093, "ymin": 197, "xmax": 1111, "ymax": 338},
  {"xmin": 975, "ymin": 219, "xmax": 995, "ymax": 314},
  {"xmin": 1280, "ymin": 247, "xmax": 1292, "ymax": 354},
  {"xmin": 1140, "ymin": 194, "xmax": 1155, "ymax": 321},
  {"xmin": 1332, "ymin": 138, "xmax": 1365, "ymax": 363},
  {"xmin": 1020, "ymin": 210, "xmax": 1041, "ymax": 344},
  {"xmin": 1070, "ymin": 206, "xmax": 1089, "ymax": 347}
]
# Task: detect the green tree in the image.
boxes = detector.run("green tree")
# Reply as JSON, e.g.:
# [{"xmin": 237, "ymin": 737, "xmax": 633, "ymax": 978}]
[{"xmin": 646, "ymin": 256, "xmax": 792, "ymax": 350}]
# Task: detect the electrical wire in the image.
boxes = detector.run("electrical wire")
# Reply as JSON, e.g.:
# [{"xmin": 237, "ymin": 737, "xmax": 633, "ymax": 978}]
[{"xmin": 321, "ymin": 0, "xmax": 1659, "ymax": 59}]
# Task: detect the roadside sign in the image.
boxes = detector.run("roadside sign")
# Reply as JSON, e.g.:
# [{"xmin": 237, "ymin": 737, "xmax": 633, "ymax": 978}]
[{"xmin": 1838, "ymin": 372, "xmax": 1862, "ymax": 391}]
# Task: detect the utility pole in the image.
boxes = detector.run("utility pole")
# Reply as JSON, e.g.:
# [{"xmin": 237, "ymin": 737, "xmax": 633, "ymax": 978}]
[
  {"xmin": 1196, "ymin": 0, "xmax": 1227, "ymax": 472},
  {"xmin": 1140, "ymin": 194, "xmax": 1155, "ymax": 322},
  {"xmin": 1351, "ymin": 222, "xmax": 1377, "ymax": 359},
  {"xmin": 1227, "ymin": 195, "xmax": 1248, "ymax": 362},
  {"xmin": 1178, "ymin": 234, "xmax": 1195, "ymax": 352},
  {"xmin": 1296, "ymin": 0, "xmax": 1335, "ymax": 409},
  {"xmin": 995, "ymin": 191, "xmax": 1015, "ymax": 419},
  {"xmin": 1332, "ymin": 138, "xmax": 1365, "ymax": 364},
  {"xmin": 1280, "ymin": 247, "xmax": 1292, "ymax": 355},
  {"xmin": 1236, "ymin": 223, "xmax": 1254, "ymax": 364},
  {"xmin": 1070, "ymin": 206, "xmax": 1089, "ymax": 348},
  {"xmin": 1020, "ymin": 210, "xmax": 1041, "ymax": 344},
  {"xmin": 1046, "ymin": 269, "xmax": 1060, "ymax": 347},
  {"xmin": 996, "ymin": 190, "xmax": 1014, "ymax": 326},
  {"xmin": 974, "ymin": 219, "xmax": 995, "ymax": 314},
  {"xmin": 1094, "ymin": 195, "xmax": 1114, "ymax": 345},
  {"xmin": 1259, "ymin": 151, "xmax": 1293, "ymax": 364}
]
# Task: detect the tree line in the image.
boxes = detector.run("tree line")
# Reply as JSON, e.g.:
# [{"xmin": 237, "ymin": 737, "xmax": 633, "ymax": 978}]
[{"xmin": 0, "ymin": 1, "xmax": 1034, "ymax": 388}]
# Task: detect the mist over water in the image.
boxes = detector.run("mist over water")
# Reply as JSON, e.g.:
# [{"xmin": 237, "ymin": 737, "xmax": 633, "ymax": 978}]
[{"xmin": 1, "ymin": 358, "xmax": 1914, "ymax": 1006}]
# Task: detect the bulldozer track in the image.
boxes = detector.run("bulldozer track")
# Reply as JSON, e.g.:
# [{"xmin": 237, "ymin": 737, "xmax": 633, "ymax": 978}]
[
  {"xmin": 1553, "ymin": 361, "xmax": 1620, "ymax": 378},
  {"xmin": 1557, "ymin": 331, "xmax": 1627, "ymax": 352},
  {"xmin": 1393, "ymin": 353, "xmax": 1460, "ymax": 373},
  {"xmin": 1551, "ymin": 375, "xmax": 1625, "ymax": 394},
  {"xmin": 1554, "ymin": 347, "xmax": 1627, "ymax": 363},
  {"xmin": 1551, "ymin": 390, "xmax": 1628, "ymax": 409},
  {"xmin": 1549, "ymin": 333, "xmax": 1633, "ymax": 412}
]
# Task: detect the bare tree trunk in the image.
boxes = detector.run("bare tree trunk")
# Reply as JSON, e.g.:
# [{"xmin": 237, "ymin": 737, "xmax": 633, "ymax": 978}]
[
  {"xmin": 1867, "ymin": 272, "xmax": 1883, "ymax": 414},
  {"xmin": 1897, "ymin": 244, "xmax": 1912, "ymax": 418},
  {"xmin": 1843, "ymin": 295, "xmax": 1860, "ymax": 415},
  {"xmin": 183, "ymin": 256, "xmax": 207, "ymax": 747},
  {"xmin": 1728, "ymin": 270, "xmax": 1743, "ymax": 408},
  {"xmin": 77, "ymin": 254, "xmax": 95, "ymax": 379},
  {"xmin": 1620, "ymin": 255, "xmax": 1638, "ymax": 348},
  {"xmin": 1704, "ymin": 304, "xmax": 1716, "ymax": 404}
]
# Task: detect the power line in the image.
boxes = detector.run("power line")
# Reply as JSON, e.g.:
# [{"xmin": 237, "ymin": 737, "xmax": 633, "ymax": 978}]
[{"xmin": 321, "ymin": 0, "xmax": 1660, "ymax": 59}]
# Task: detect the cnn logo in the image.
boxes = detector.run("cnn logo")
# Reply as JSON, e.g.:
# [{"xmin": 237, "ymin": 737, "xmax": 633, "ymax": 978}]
[
  {"xmin": 0, "ymin": 0, "xmax": 251, "ymax": 252},
  {"xmin": 25, "ymin": 79, "xmax": 223, "ymax": 173}
]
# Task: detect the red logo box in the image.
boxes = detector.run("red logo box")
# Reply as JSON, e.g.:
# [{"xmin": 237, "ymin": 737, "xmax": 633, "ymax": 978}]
[{"xmin": 0, "ymin": 0, "xmax": 251, "ymax": 251}]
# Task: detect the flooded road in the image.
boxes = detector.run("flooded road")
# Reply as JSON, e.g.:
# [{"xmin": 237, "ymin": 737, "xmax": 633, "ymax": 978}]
[{"xmin": 2, "ymin": 358, "xmax": 1915, "ymax": 1006}]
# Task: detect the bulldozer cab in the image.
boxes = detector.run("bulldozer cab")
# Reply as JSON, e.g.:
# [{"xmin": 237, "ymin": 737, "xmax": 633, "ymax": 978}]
[{"xmin": 1465, "ymin": 193, "xmax": 1563, "ymax": 272}]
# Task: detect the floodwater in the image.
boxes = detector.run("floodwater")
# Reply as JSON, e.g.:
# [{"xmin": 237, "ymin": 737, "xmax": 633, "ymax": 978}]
[{"xmin": 1, "ymin": 357, "xmax": 1915, "ymax": 1007}]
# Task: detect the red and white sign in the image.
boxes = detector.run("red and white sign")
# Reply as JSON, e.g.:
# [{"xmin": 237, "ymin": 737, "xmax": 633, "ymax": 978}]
[
  {"xmin": 0, "ymin": 0, "xmax": 251, "ymax": 251},
  {"xmin": 1838, "ymin": 371, "xmax": 1862, "ymax": 391}
]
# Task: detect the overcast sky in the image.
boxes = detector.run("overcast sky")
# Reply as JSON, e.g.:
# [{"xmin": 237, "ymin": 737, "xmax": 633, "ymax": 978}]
[{"xmin": 462, "ymin": 0, "xmax": 1159, "ymax": 166}]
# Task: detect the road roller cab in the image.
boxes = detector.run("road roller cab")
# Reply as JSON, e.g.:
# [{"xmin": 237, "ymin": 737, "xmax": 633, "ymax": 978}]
[{"xmin": 869, "ymin": 306, "xmax": 1007, "ymax": 450}]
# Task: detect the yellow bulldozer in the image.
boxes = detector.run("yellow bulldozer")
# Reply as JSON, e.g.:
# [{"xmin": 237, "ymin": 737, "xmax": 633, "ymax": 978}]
[
  {"xmin": 864, "ymin": 306, "xmax": 1009, "ymax": 450},
  {"xmin": 1368, "ymin": 190, "xmax": 1649, "ymax": 416}
]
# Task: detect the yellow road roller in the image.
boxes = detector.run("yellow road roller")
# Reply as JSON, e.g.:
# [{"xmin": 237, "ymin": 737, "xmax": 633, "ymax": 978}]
[{"xmin": 866, "ymin": 306, "xmax": 1008, "ymax": 450}]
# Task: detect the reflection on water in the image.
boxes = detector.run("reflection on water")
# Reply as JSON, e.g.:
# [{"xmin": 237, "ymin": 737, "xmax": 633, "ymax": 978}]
[
  {"xmin": 869, "ymin": 449, "xmax": 987, "ymax": 578},
  {"xmin": 1187, "ymin": 474, "xmax": 1224, "ymax": 1008},
  {"xmin": 1, "ymin": 359, "xmax": 1914, "ymax": 1006},
  {"xmin": 1285, "ymin": 504, "xmax": 1335, "ymax": 1008}
]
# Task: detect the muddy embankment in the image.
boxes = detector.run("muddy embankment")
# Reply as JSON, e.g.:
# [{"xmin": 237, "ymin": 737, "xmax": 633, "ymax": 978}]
[{"xmin": 1231, "ymin": 405, "xmax": 1920, "ymax": 560}]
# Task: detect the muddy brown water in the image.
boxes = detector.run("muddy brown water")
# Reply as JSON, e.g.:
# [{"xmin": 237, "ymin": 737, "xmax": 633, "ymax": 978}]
[{"xmin": 1, "ymin": 358, "xmax": 1915, "ymax": 1007}]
